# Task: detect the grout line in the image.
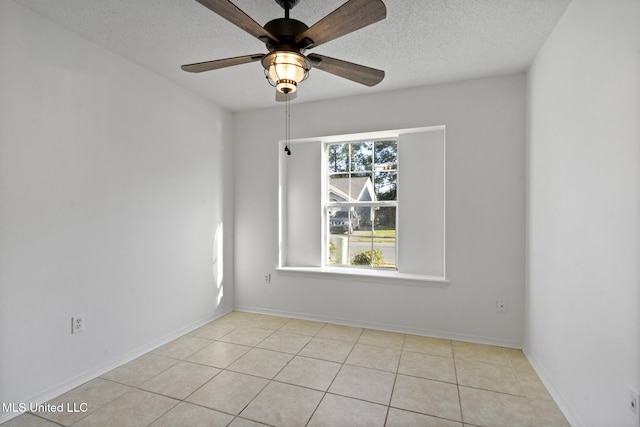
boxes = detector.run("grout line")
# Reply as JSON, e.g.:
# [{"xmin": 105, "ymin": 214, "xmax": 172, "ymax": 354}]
[{"xmin": 451, "ymin": 344, "xmax": 464, "ymax": 425}]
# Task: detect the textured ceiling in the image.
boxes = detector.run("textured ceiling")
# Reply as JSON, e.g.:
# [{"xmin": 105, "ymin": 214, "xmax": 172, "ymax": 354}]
[{"xmin": 13, "ymin": 0, "xmax": 570, "ymax": 112}]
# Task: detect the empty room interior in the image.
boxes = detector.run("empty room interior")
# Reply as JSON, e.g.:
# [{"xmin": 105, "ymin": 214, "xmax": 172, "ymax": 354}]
[{"xmin": 1, "ymin": 0, "xmax": 639, "ymax": 426}]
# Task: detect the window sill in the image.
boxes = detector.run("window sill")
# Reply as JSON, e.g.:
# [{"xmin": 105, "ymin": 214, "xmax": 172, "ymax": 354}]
[{"xmin": 276, "ymin": 266, "xmax": 449, "ymax": 286}]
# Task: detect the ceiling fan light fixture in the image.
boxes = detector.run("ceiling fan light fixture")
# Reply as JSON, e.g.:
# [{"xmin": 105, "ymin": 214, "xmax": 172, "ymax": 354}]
[{"xmin": 262, "ymin": 51, "xmax": 311, "ymax": 94}]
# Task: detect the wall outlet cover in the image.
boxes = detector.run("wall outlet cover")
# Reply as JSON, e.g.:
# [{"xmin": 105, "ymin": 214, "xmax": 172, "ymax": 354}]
[{"xmin": 71, "ymin": 315, "xmax": 85, "ymax": 334}]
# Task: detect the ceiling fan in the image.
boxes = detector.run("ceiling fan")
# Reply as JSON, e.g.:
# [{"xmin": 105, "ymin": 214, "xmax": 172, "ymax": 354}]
[{"xmin": 181, "ymin": 0, "xmax": 386, "ymax": 101}]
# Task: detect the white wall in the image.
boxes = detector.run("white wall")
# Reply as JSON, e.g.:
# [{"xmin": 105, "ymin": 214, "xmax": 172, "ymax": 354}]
[
  {"xmin": 526, "ymin": 1, "xmax": 640, "ymax": 426},
  {"xmin": 0, "ymin": 1, "xmax": 234, "ymax": 418},
  {"xmin": 234, "ymin": 73, "xmax": 527, "ymax": 346}
]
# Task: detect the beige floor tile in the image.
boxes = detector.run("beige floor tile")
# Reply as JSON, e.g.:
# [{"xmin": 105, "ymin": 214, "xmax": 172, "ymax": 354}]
[
  {"xmin": 206, "ymin": 316, "xmax": 241, "ymax": 329},
  {"xmin": 257, "ymin": 331, "xmax": 312, "ymax": 354},
  {"xmin": 459, "ymin": 386, "xmax": 537, "ymax": 427},
  {"xmin": 33, "ymin": 378, "xmax": 131, "ymax": 426},
  {"xmin": 299, "ymin": 336, "xmax": 355, "ymax": 363},
  {"xmin": 228, "ymin": 418, "xmax": 270, "ymax": 426},
  {"xmin": 317, "ymin": 323, "xmax": 363, "ymax": 342},
  {"xmin": 507, "ymin": 356, "xmax": 539, "ymax": 378},
  {"xmin": 253, "ymin": 314, "xmax": 290, "ymax": 330},
  {"xmin": 398, "ymin": 351, "xmax": 456, "ymax": 383},
  {"xmin": 516, "ymin": 369, "xmax": 554, "ymax": 400},
  {"xmin": 71, "ymin": 389, "xmax": 178, "ymax": 427},
  {"xmin": 275, "ymin": 355, "xmax": 341, "ymax": 391},
  {"xmin": 358, "ymin": 329, "xmax": 406, "ymax": 349},
  {"xmin": 404, "ymin": 335, "xmax": 453, "ymax": 358},
  {"xmin": 386, "ymin": 408, "xmax": 463, "ymax": 427},
  {"xmin": 329, "ymin": 364, "xmax": 396, "ymax": 405},
  {"xmin": 391, "ymin": 375, "xmax": 462, "ymax": 422},
  {"xmin": 240, "ymin": 382, "xmax": 323, "ymax": 426},
  {"xmin": 188, "ymin": 321, "xmax": 237, "ymax": 340},
  {"xmin": 227, "ymin": 348, "xmax": 293, "ymax": 379},
  {"xmin": 0, "ymin": 413, "xmax": 61, "ymax": 427},
  {"xmin": 279, "ymin": 318, "xmax": 326, "ymax": 336},
  {"xmin": 218, "ymin": 326, "xmax": 273, "ymax": 346},
  {"xmin": 503, "ymin": 352, "xmax": 552, "ymax": 399},
  {"xmin": 308, "ymin": 393, "xmax": 388, "ymax": 427},
  {"xmin": 151, "ymin": 335, "xmax": 212, "ymax": 360},
  {"xmin": 220, "ymin": 311, "xmax": 264, "ymax": 326},
  {"xmin": 346, "ymin": 343, "xmax": 402, "ymax": 372},
  {"xmin": 185, "ymin": 370, "xmax": 268, "ymax": 415},
  {"xmin": 140, "ymin": 361, "xmax": 220, "ymax": 400},
  {"xmin": 100, "ymin": 354, "xmax": 177, "ymax": 387},
  {"xmin": 149, "ymin": 402, "xmax": 233, "ymax": 427},
  {"xmin": 504, "ymin": 348, "xmax": 533, "ymax": 371},
  {"xmin": 455, "ymin": 359, "xmax": 524, "ymax": 396},
  {"xmin": 186, "ymin": 341, "xmax": 251, "ymax": 368},
  {"xmin": 452, "ymin": 341, "xmax": 509, "ymax": 366},
  {"xmin": 530, "ymin": 399, "xmax": 571, "ymax": 426}
]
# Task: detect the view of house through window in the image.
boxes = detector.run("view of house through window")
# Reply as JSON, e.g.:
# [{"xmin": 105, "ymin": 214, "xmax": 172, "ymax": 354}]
[{"xmin": 326, "ymin": 140, "xmax": 398, "ymax": 269}]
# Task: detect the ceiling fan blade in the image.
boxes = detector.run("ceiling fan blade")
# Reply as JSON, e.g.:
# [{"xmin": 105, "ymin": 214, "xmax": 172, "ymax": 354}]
[
  {"xmin": 195, "ymin": 0, "xmax": 279, "ymax": 43},
  {"xmin": 276, "ymin": 90, "xmax": 297, "ymax": 102},
  {"xmin": 295, "ymin": 0, "xmax": 386, "ymax": 49},
  {"xmin": 308, "ymin": 53, "xmax": 384, "ymax": 86},
  {"xmin": 181, "ymin": 54, "xmax": 265, "ymax": 73}
]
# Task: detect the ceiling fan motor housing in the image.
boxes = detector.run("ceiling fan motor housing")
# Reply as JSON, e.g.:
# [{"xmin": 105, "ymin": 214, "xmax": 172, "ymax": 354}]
[{"xmin": 263, "ymin": 18, "xmax": 310, "ymax": 51}]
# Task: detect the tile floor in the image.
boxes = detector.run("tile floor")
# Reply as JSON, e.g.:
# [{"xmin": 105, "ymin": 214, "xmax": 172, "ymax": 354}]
[{"xmin": 2, "ymin": 311, "xmax": 570, "ymax": 427}]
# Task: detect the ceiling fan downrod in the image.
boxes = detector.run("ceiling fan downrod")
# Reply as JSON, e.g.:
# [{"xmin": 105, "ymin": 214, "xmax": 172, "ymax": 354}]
[{"xmin": 275, "ymin": 0, "xmax": 300, "ymax": 10}]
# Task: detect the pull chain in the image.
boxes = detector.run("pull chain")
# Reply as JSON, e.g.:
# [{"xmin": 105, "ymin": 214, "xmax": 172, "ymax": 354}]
[{"xmin": 284, "ymin": 92, "xmax": 292, "ymax": 155}]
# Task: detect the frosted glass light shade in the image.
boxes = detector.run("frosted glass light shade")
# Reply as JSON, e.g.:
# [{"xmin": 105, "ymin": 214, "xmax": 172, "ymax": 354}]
[{"xmin": 262, "ymin": 51, "xmax": 311, "ymax": 94}]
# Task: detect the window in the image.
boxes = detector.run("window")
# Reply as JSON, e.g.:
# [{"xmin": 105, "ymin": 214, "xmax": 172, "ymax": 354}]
[
  {"xmin": 279, "ymin": 126, "xmax": 446, "ymax": 282},
  {"xmin": 326, "ymin": 140, "xmax": 398, "ymax": 269}
]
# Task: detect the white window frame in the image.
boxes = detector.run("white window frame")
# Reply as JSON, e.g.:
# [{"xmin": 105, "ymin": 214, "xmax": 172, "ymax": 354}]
[{"xmin": 324, "ymin": 138, "xmax": 399, "ymax": 270}]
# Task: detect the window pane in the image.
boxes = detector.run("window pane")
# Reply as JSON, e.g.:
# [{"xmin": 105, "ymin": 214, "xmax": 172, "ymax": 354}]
[
  {"xmin": 348, "ymin": 173, "xmax": 372, "ymax": 203},
  {"xmin": 327, "ymin": 144, "xmax": 349, "ymax": 174},
  {"xmin": 329, "ymin": 208, "xmax": 359, "ymax": 235},
  {"xmin": 328, "ymin": 176, "xmax": 349, "ymax": 202},
  {"xmin": 374, "ymin": 171, "xmax": 397, "ymax": 201},
  {"xmin": 357, "ymin": 206, "xmax": 372, "ymax": 230},
  {"xmin": 350, "ymin": 141, "xmax": 373, "ymax": 173},
  {"xmin": 328, "ymin": 208, "xmax": 359, "ymax": 267},
  {"xmin": 349, "ymin": 206, "xmax": 373, "ymax": 267},
  {"xmin": 372, "ymin": 206, "xmax": 396, "ymax": 269},
  {"xmin": 328, "ymin": 234, "xmax": 350, "ymax": 266},
  {"xmin": 374, "ymin": 141, "xmax": 397, "ymax": 201},
  {"xmin": 374, "ymin": 140, "xmax": 397, "ymax": 169}
]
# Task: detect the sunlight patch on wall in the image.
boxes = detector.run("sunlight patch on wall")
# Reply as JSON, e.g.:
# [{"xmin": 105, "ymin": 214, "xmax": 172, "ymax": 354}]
[{"xmin": 212, "ymin": 222, "xmax": 224, "ymax": 304}]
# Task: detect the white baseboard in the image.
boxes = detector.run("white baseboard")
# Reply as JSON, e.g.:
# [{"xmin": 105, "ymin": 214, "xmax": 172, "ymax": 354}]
[
  {"xmin": 522, "ymin": 344, "xmax": 583, "ymax": 427},
  {"xmin": 0, "ymin": 309, "xmax": 231, "ymax": 425},
  {"xmin": 234, "ymin": 305, "xmax": 524, "ymax": 349}
]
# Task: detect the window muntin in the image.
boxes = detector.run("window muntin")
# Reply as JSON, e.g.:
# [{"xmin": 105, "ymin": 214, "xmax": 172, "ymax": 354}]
[{"xmin": 326, "ymin": 139, "xmax": 398, "ymax": 270}]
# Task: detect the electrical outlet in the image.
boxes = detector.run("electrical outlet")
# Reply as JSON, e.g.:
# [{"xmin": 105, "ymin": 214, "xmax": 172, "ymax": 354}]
[
  {"xmin": 497, "ymin": 299, "xmax": 506, "ymax": 313},
  {"xmin": 628, "ymin": 385, "xmax": 639, "ymax": 422},
  {"xmin": 71, "ymin": 315, "xmax": 85, "ymax": 334},
  {"xmin": 263, "ymin": 273, "xmax": 271, "ymax": 284}
]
